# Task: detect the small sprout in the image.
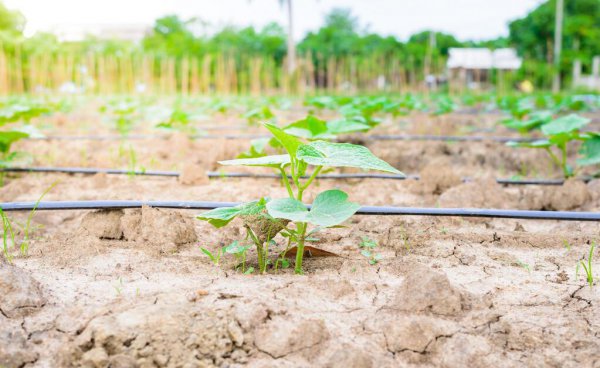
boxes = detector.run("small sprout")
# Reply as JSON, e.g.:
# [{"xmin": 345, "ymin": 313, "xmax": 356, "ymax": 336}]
[
  {"xmin": 200, "ymin": 246, "xmax": 225, "ymax": 266},
  {"xmin": 517, "ymin": 260, "xmax": 531, "ymax": 273},
  {"xmin": 244, "ymin": 267, "xmax": 255, "ymax": 275},
  {"xmin": 360, "ymin": 236, "xmax": 377, "ymax": 249},
  {"xmin": 359, "ymin": 237, "xmax": 383, "ymax": 265},
  {"xmin": 225, "ymin": 240, "xmax": 252, "ymax": 272},
  {"xmin": 113, "ymin": 277, "xmax": 124, "ymax": 296},
  {"xmin": 563, "ymin": 239, "xmax": 571, "ymax": 251},
  {"xmin": 580, "ymin": 242, "xmax": 595, "ymax": 288}
]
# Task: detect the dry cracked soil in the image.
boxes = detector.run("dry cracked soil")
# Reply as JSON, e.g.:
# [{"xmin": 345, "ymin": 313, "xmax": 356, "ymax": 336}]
[{"xmin": 1, "ymin": 107, "xmax": 600, "ymax": 367}]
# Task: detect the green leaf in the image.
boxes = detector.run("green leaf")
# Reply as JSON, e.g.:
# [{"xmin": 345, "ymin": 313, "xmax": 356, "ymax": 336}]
[
  {"xmin": 541, "ymin": 114, "xmax": 590, "ymax": 136},
  {"xmin": 200, "ymin": 248, "xmax": 216, "ymax": 262},
  {"xmin": 308, "ymin": 189, "xmax": 360, "ymax": 227},
  {"xmin": 0, "ymin": 130, "xmax": 29, "ymax": 154},
  {"xmin": 266, "ymin": 189, "xmax": 360, "ymax": 227},
  {"xmin": 224, "ymin": 240, "xmax": 251, "ymax": 254},
  {"xmin": 237, "ymin": 138, "xmax": 270, "ymax": 159},
  {"xmin": 296, "ymin": 141, "xmax": 403, "ymax": 174},
  {"xmin": 197, "ymin": 199, "xmax": 267, "ymax": 228},
  {"xmin": 219, "ymin": 154, "xmax": 290, "ymax": 168},
  {"xmin": 577, "ymin": 136, "xmax": 600, "ymax": 166},
  {"xmin": 283, "ymin": 115, "xmax": 334, "ymax": 139},
  {"xmin": 264, "ymin": 122, "xmax": 304, "ymax": 156},
  {"xmin": 265, "ymin": 197, "xmax": 308, "ymax": 223},
  {"xmin": 327, "ymin": 119, "xmax": 371, "ymax": 134}
]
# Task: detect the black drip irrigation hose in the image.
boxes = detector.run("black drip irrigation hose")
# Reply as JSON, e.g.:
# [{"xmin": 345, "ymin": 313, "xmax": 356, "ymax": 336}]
[
  {"xmin": 1, "ymin": 200, "xmax": 599, "ymax": 221},
  {"xmin": 26, "ymin": 133, "xmax": 538, "ymax": 143},
  {"xmin": 365, "ymin": 134, "xmax": 535, "ymax": 143},
  {"xmin": 1, "ymin": 167, "xmax": 581, "ymax": 186}
]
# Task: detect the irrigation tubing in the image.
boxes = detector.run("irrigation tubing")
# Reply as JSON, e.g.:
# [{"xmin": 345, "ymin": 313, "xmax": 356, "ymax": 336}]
[
  {"xmin": 1, "ymin": 200, "xmax": 599, "ymax": 221},
  {"xmin": 26, "ymin": 133, "xmax": 538, "ymax": 143},
  {"xmin": 2, "ymin": 166, "xmax": 579, "ymax": 186}
]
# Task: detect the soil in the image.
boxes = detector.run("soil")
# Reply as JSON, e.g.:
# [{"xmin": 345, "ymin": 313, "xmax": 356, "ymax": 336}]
[{"xmin": 1, "ymin": 103, "xmax": 600, "ymax": 367}]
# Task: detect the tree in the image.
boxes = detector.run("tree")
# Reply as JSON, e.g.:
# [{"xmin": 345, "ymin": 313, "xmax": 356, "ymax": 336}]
[
  {"xmin": 298, "ymin": 8, "xmax": 361, "ymax": 58},
  {"xmin": 0, "ymin": 1, "xmax": 25, "ymax": 35},
  {"xmin": 142, "ymin": 15, "xmax": 203, "ymax": 57},
  {"xmin": 509, "ymin": 0, "xmax": 600, "ymax": 79}
]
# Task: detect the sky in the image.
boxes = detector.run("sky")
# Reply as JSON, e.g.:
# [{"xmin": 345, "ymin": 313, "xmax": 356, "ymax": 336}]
[{"xmin": 4, "ymin": 0, "xmax": 545, "ymax": 41}]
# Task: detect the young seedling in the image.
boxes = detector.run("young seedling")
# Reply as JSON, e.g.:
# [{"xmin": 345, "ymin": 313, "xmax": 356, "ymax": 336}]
[
  {"xmin": 359, "ymin": 236, "xmax": 383, "ymax": 265},
  {"xmin": 113, "ymin": 277, "xmax": 124, "ymax": 296},
  {"xmin": 580, "ymin": 242, "xmax": 595, "ymax": 288},
  {"xmin": 200, "ymin": 246, "xmax": 226, "ymax": 266},
  {"xmin": 100, "ymin": 99, "xmax": 139, "ymax": 136},
  {"xmin": 224, "ymin": 240, "xmax": 252, "ymax": 272},
  {"xmin": 1, "ymin": 209, "xmax": 16, "ymax": 262},
  {"xmin": 501, "ymin": 110, "xmax": 553, "ymax": 134},
  {"xmin": 507, "ymin": 114, "xmax": 597, "ymax": 178},
  {"xmin": 0, "ymin": 126, "xmax": 30, "ymax": 185},
  {"xmin": 1, "ymin": 182, "xmax": 57, "ymax": 260},
  {"xmin": 198, "ymin": 122, "xmax": 403, "ymax": 274},
  {"xmin": 244, "ymin": 106, "xmax": 275, "ymax": 125}
]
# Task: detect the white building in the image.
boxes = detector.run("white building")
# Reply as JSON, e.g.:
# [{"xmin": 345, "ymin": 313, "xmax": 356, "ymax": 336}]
[{"xmin": 447, "ymin": 48, "xmax": 522, "ymax": 88}]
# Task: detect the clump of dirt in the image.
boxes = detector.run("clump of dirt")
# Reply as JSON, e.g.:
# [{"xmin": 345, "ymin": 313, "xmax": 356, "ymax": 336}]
[
  {"xmin": 80, "ymin": 209, "xmax": 124, "ymax": 239},
  {"xmin": 178, "ymin": 163, "xmax": 209, "ymax": 185},
  {"xmin": 0, "ymin": 319, "xmax": 39, "ymax": 367},
  {"xmin": 417, "ymin": 157, "xmax": 462, "ymax": 195},
  {"xmin": 383, "ymin": 314, "xmax": 460, "ymax": 353},
  {"xmin": 78, "ymin": 206, "xmax": 197, "ymax": 252},
  {"xmin": 254, "ymin": 316, "xmax": 330, "ymax": 358},
  {"xmin": 0, "ymin": 264, "xmax": 46, "ymax": 318},
  {"xmin": 438, "ymin": 178, "xmax": 516, "ymax": 209},
  {"xmin": 587, "ymin": 179, "xmax": 600, "ymax": 200},
  {"xmin": 387, "ymin": 264, "xmax": 480, "ymax": 316},
  {"xmin": 543, "ymin": 179, "xmax": 590, "ymax": 211},
  {"xmin": 242, "ymin": 214, "xmax": 289, "ymax": 244},
  {"xmin": 57, "ymin": 294, "xmax": 249, "ymax": 367},
  {"xmin": 0, "ymin": 265, "xmax": 46, "ymax": 367}
]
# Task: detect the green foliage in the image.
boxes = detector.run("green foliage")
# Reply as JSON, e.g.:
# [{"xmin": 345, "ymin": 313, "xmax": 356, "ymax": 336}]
[
  {"xmin": 580, "ymin": 242, "xmax": 595, "ymax": 287},
  {"xmin": 224, "ymin": 240, "xmax": 252, "ymax": 273},
  {"xmin": 266, "ymin": 189, "xmax": 360, "ymax": 227},
  {"xmin": 197, "ymin": 198, "xmax": 268, "ymax": 228},
  {"xmin": 1, "ymin": 182, "xmax": 56, "ymax": 260},
  {"xmin": 296, "ymin": 141, "xmax": 401, "ymax": 173},
  {"xmin": 0, "ymin": 2, "xmax": 25, "ymax": 35},
  {"xmin": 243, "ymin": 106, "xmax": 275, "ymax": 125},
  {"xmin": 507, "ymin": 114, "xmax": 595, "ymax": 178},
  {"xmin": 358, "ymin": 237, "xmax": 383, "ymax": 265},
  {"xmin": 509, "ymin": 0, "xmax": 600, "ymax": 83},
  {"xmin": 100, "ymin": 99, "xmax": 140, "ymax": 136},
  {"xmin": 199, "ymin": 120, "xmax": 402, "ymax": 275},
  {"xmin": 280, "ymin": 115, "xmax": 371, "ymax": 140},
  {"xmin": 501, "ymin": 111, "xmax": 553, "ymax": 133},
  {"xmin": 200, "ymin": 246, "xmax": 225, "ymax": 266}
]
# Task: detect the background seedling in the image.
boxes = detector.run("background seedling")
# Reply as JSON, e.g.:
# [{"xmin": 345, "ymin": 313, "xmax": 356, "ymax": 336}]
[
  {"xmin": 1, "ymin": 209, "xmax": 16, "ymax": 262},
  {"xmin": 517, "ymin": 260, "xmax": 531, "ymax": 273},
  {"xmin": 224, "ymin": 240, "xmax": 252, "ymax": 272},
  {"xmin": 1, "ymin": 181, "xmax": 57, "ymax": 260},
  {"xmin": 507, "ymin": 114, "xmax": 598, "ymax": 178},
  {"xmin": 359, "ymin": 236, "xmax": 383, "ymax": 265},
  {"xmin": 580, "ymin": 242, "xmax": 595, "ymax": 288},
  {"xmin": 200, "ymin": 246, "xmax": 226, "ymax": 266},
  {"xmin": 113, "ymin": 277, "xmax": 124, "ymax": 296}
]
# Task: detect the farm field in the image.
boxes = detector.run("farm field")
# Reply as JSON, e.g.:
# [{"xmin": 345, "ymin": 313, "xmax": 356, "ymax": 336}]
[{"xmin": 1, "ymin": 95, "xmax": 600, "ymax": 367}]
